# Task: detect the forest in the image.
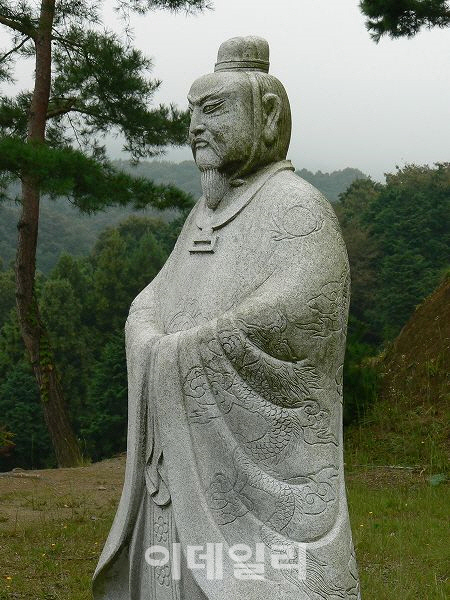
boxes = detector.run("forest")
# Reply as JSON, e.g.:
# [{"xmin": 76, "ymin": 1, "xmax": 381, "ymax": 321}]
[{"xmin": 0, "ymin": 160, "xmax": 448, "ymax": 470}]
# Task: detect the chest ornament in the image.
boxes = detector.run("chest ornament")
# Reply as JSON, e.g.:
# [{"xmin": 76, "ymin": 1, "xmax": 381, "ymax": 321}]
[{"xmin": 189, "ymin": 226, "xmax": 218, "ymax": 254}]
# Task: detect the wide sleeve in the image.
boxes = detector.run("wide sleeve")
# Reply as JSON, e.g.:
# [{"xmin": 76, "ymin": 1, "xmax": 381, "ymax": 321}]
[{"xmin": 93, "ymin": 281, "xmax": 165, "ymax": 593}]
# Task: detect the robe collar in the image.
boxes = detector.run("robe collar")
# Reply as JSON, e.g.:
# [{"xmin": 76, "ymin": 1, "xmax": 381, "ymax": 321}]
[{"xmin": 195, "ymin": 160, "xmax": 295, "ymax": 232}]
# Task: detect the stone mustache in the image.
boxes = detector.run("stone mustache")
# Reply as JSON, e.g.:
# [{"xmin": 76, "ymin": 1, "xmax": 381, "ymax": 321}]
[{"xmin": 93, "ymin": 36, "xmax": 361, "ymax": 600}]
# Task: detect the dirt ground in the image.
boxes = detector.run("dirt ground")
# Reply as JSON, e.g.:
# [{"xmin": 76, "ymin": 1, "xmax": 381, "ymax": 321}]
[{"xmin": 0, "ymin": 455, "xmax": 126, "ymax": 529}]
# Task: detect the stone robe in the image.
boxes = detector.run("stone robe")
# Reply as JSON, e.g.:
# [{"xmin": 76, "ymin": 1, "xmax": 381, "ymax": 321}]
[{"xmin": 93, "ymin": 160, "xmax": 361, "ymax": 599}]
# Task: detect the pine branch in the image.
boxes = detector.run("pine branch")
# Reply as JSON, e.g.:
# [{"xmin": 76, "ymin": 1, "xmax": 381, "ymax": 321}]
[
  {"xmin": 51, "ymin": 31, "xmax": 84, "ymax": 49},
  {"xmin": 0, "ymin": 35, "xmax": 31, "ymax": 63},
  {"xmin": 46, "ymin": 97, "xmax": 78, "ymax": 119},
  {"xmin": 116, "ymin": 0, "xmax": 210, "ymax": 15},
  {"xmin": 0, "ymin": 136, "xmax": 194, "ymax": 212},
  {"xmin": 46, "ymin": 102, "xmax": 109, "ymax": 124},
  {"xmin": 0, "ymin": 14, "xmax": 36, "ymax": 39}
]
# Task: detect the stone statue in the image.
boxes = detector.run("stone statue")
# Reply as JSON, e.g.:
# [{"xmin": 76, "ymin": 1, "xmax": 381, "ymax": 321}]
[{"xmin": 93, "ymin": 36, "xmax": 361, "ymax": 600}]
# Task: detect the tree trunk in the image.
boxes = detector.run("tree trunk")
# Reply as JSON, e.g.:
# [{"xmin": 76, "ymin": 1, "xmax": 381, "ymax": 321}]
[{"xmin": 15, "ymin": 0, "xmax": 82, "ymax": 467}]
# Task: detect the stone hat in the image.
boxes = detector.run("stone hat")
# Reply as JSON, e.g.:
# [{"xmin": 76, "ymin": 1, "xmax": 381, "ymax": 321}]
[{"xmin": 214, "ymin": 36, "xmax": 270, "ymax": 73}]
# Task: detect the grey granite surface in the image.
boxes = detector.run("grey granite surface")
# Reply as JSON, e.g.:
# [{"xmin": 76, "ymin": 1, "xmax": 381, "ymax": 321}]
[{"xmin": 93, "ymin": 36, "xmax": 360, "ymax": 600}]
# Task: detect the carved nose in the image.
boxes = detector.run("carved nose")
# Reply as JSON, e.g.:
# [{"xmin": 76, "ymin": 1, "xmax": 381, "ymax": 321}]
[{"xmin": 190, "ymin": 123, "xmax": 206, "ymax": 136}]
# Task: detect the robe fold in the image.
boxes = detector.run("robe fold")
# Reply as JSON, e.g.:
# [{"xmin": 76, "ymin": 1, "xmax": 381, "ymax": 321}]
[{"xmin": 93, "ymin": 161, "xmax": 361, "ymax": 599}]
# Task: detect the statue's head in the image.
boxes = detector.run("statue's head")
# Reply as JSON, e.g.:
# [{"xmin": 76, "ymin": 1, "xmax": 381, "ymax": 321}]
[{"xmin": 188, "ymin": 36, "xmax": 291, "ymax": 207}]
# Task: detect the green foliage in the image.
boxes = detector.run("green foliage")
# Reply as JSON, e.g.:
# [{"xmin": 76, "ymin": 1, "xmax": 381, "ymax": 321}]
[
  {"xmin": 40, "ymin": 278, "xmax": 87, "ymax": 420},
  {"xmin": 91, "ymin": 217, "xmax": 168, "ymax": 332},
  {"xmin": 0, "ymin": 307, "xmax": 25, "ymax": 380},
  {"xmin": 345, "ymin": 385, "xmax": 449, "ymax": 473},
  {"xmin": 0, "ymin": 213, "xmax": 178, "ymax": 469},
  {"xmin": 46, "ymin": 216, "xmax": 174, "ymax": 461},
  {"xmin": 0, "ymin": 424, "xmax": 14, "ymax": 458},
  {"xmin": 80, "ymin": 331, "xmax": 128, "ymax": 461},
  {"xmin": 360, "ymin": 0, "xmax": 450, "ymax": 41},
  {"xmin": 50, "ymin": 27, "xmax": 191, "ymax": 159},
  {"xmin": 0, "ymin": 160, "xmax": 199, "ymax": 275},
  {"xmin": 367, "ymin": 163, "xmax": 449, "ymax": 339},
  {"xmin": 0, "ymin": 1, "xmax": 205, "ymax": 160},
  {"xmin": 0, "ymin": 93, "xmax": 30, "ymax": 139},
  {"xmin": 336, "ymin": 163, "xmax": 449, "ymax": 423},
  {"xmin": 74, "ymin": 217, "xmax": 174, "ymax": 458},
  {"xmin": 0, "ymin": 264, "xmax": 15, "ymax": 328},
  {"xmin": 335, "ymin": 178, "xmax": 383, "ymax": 343},
  {"xmin": 343, "ymin": 317, "xmax": 380, "ymax": 425},
  {"xmin": 0, "ymin": 362, "xmax": 53, "ymax": 470},
  {"xmin": 0, "ymin": 0, "xmax": 205, "ymax": 466},
  {"xmin": 337, "ymin": 163, "xmax": 450, "ymax": 343},
  {"xmin": 0, "ymin": 138, "xmax": 194, "ymax": 213}
]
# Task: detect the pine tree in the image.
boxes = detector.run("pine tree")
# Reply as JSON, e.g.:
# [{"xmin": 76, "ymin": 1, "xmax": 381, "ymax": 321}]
[
  {"xmin": 0, "ymin": 0, "xmax": 204, "ymax": 466},
  {"xmin": 360, "ymin": 0, "xmax": 450, "ymax": 42}
]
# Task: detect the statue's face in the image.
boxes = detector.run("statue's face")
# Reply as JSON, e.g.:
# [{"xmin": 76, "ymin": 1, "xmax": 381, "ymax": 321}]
[{"xmin": 188, "ymin": 72, "xmax": 254, "ymax": 175}]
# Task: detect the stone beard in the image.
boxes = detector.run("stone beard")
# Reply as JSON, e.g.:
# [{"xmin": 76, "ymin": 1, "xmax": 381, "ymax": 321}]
[
  {"xmin": 199, "ymin": 168, "xmax": 230, "ymax": 210},
  {"xmin": 93, "ymin": 36, "xmax": 361, "ymax": 600}
]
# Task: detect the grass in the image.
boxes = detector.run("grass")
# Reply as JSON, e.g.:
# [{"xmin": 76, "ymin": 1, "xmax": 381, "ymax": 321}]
[
  {"xmin": 0, "ymin": 514, "xmax": 111, "ymax": 599},
  {"xmin": 347, "ymin": 468, "xmax": 449, "ymax": 599},
  {"xmin": 0, "ymin": 457, "xmax": 448, "ymax": 599},
  {"xmin": 345, "ymin": 393, "xmax": 449, "ymax": 475},
  {"xmin": 0, "ymin": 458, "xmax": 122, "ymax": 600}
]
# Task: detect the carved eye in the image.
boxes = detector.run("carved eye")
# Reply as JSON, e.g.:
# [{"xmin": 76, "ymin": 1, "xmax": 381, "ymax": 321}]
[{"xmin": 203, "ymin": 99, "xmax": 224, "ymax": 114}]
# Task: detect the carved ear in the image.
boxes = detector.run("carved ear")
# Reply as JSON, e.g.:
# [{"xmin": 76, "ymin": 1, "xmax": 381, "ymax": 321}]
[{"xmin": 262, "ymin": 93, "xmax": 282, "ymax": 146}]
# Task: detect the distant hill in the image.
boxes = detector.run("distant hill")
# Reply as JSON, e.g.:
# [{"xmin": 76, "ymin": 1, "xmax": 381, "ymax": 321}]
[
  {"xmin": 0, "ymin": 197, "xmax": 165, "ymax": 274},
  {"xmin": 0, "ymin": 161, "xmax": 368, "ymax": 273},
  {"xmin": 296, "ymin": 167, "xmax": 369, "ymax": 202},
  {"xmin": 113, "ymin": 159, "xmax": 202, "ymax": 198},
  {"xmin": 345, "ymin": 276, "xmax": 450, "ymax": 473},
  {"xmin": 115, "ymin": 160, "xmax": 369, "ymax": 204}
]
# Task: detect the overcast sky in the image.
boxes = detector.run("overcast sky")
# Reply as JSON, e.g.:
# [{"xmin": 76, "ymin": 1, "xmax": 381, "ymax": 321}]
[{"xmin": 5, "ymin": 0, "xmax": 450, "ymax": 180}]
